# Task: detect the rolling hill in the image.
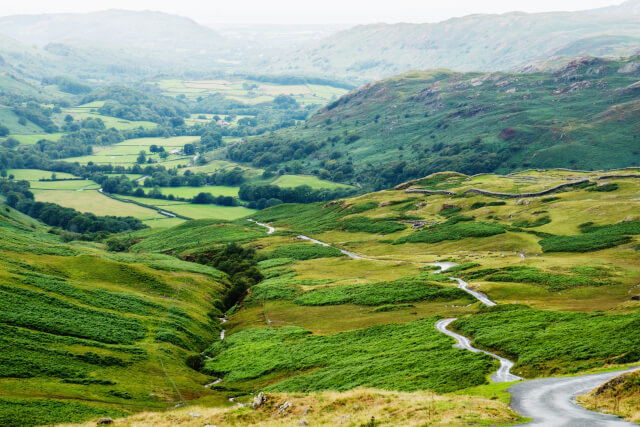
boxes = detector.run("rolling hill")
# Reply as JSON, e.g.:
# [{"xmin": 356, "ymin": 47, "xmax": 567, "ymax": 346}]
[
  {"xmin": 263, "ymin": 0, "xmax": 640, "ymax": 82},
  {"xmin": 228, "ymin": 55, "xmax": 640, "ymax": 190}
]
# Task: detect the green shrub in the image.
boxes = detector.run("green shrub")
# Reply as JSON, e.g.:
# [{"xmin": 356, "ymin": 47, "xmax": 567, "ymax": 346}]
[
  {"xmin": 540, "ymin": 221, "xmax": 640, "ymax": 252},
  {"xmin": 513, "ymin": 216, "xmax": 551, "ymax": 228},
  {"xmin": 453, "ymin": 305, "xmax": 640, "ymax": 376},
  {"xmin": 339, "ymin": 216, "xmax": 406, "ymax": 234},
  {"xmin": 204, "ymin": 319, "xmax": 497, "ymax": 393},
  {"xmin": 587, "ymin": 183, "xmax": 618, "ymax": 192},
  {"xmin": 395, "ymin": 221, "xmax": 506, "ymax": 244},
  {"xmin": 293, "ymin": 274, "xmax": 467, "ymax": 306},
  {"xmin": 541, "ymin": 197, "xmax": 560, "ymax": 203},
  {"xmin": 267, "ymin": 243, "xmax": 344, "ymax": 260},
  {"xmin": 0, "ymin": 398, "xmax": 125, "ymax": 427},
  {"xmin": 371, "ymin": 304, "xmax": 415, "ymax": 312},
  {"xmin": 466, "ymin": 266, "xmax": 611, "ymax": 291}
]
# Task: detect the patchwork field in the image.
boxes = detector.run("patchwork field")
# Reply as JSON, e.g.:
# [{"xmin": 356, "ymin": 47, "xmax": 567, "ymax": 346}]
[
  {"xmin": 9, "ymin": 133, "xmax": 64, "ymax": 145},
  {"xmin": 61, "ymin": 108, "xmax": 157, "ymax": 131},
  {"xmin": 32, "ymin": 189, "xmax": 165, "ymax": 220},
  {"xmin": 155, "ymin": 78, "xmax": 347, "ymax": 106},
  {"xmin": 63, "ymin": 136, "xmax": 198, "ymax": 166}
]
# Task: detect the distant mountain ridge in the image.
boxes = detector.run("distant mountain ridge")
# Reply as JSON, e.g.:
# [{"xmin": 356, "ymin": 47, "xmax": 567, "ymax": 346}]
[{"xmin": 263, "ymin": 1, "xmax": 640, "ymax": 82}]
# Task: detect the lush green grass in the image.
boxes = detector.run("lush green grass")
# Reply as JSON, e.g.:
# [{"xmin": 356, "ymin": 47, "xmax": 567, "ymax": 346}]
[
  {"xmin": 266, "ymin": 243, "xmax": 345, "ymax": 260},
  {"xmin": 272, "ymin": 175, "xmax": 354, "ymax": 190},
  {"xmin": 0, "ymin": 204, "xmax": 230, "ymax": 424},
  {"xmin": 339, "ymin": 216, "xmax": 407, "ymax": 234},
  {"xmin": 395, "ymin": 220, "xmax": 506, "ymax": 244},
  {"xmin": 453, "ymin": 305, "xmax": 640, "ymax": 377},
  {"xmin": 131, "ymin": 219, "xmax": 265, "ymax": 254},
  {"xmin": 464, "ymin": 266, "xmax": 612, "ymax": 291},
  {"xmin": 204, "ymin": 319, "xmax": 497, "ymax": 393},
  {"xmin": 0, "ymin": 397, "xmax": 125, "ymax": 427},
  {"xmin": 62, "ymin": 109, "xmax": 157, "ymax": 130},
  {"xmin": 293, "ymin": 274, "xmax": 469, "ymax": 306},
  {"xmin": 32, "ymin": 189, "xmax": 164, "ymax": 220},
  {"xmin": 154, "ymin": 185, "xmax": 239, "ymax": 199},
  {"xmin": 540, "ymin": 221, "xmax": 640, "ymax": 252},
  {"xmin": 7, "ymin": 169, "xmax": 76, "ymax": 181},
  {"xmin": 9, "ymin": 133, "xmax": 64, "ymax": 145}
]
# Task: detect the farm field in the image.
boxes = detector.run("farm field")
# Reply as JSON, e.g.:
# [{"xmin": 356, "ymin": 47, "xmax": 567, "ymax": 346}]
[
  {"xmin": 61, "ymin": 108, "xmax": 157, "ymax": 131},
  {"xmin": 7, "ymin": 169, "xmax": 77, "ymax": 181},
  {"xmin": 9, "ymin": 133, "xmax": 63, "ymax": 145},
  {"xmin": 63, "ymin": 136, "xmax": 198, "ymax": 166},
  {"xmin": 154, "ymin": 185, "xmax": 240, "ymax": 199},
  {"xmin": 116, "ymin": 195, "xmax": 255, "ymax": 220},
  {"xmin": 154, "ymin": 78, "xmax": 347, "ymax": 106},
  {"xmin": 32, "ymin": 189, "xmax": 165, "ymax": 220}
]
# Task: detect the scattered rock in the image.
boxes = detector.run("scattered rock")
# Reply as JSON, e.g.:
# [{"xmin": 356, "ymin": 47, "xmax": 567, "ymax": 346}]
[
  {"xmin": 252, "ymin": 392, "xmax": 266, "ymax": 409},
  {"xmin": 378, "ymin": 201, "xmax": 392, "ymax": 207},
  {"xmin": 439, "ymin": 203, "xmax": 459, "ymax": 212},
  {"xmin": 516, "ymin": 199, "xmax": 530, "ymax": 206},
  {"xmin": 302, "ymin": 407, "xmax": 311, "ymax": 415},
  {"xmin": 188, "ymin": 412, "xmax": 201, "ymax": 418},
  {"xmin": 278, "ymin": 401, "xmax": 292, "ymax": 415},
  {"xmin": 618, "ymin": 62, "xmax": 640, "ymax": 74},
  {"xmin": 298, "ymin": 420, "xmax": 309, "ymax": 426},
  {"xmin": 96, "ymin": 418, "xmax": 113, "ymax": 425}
]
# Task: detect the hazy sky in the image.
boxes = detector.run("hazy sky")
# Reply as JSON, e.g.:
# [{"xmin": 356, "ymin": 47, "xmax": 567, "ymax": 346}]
[{"xmin": 0, "ymin": 0, "xmax": 625, "ymax": 25}]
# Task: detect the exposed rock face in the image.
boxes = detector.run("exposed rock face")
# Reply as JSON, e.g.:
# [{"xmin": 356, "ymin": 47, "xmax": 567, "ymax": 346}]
[
  {"xmin": 631, "ymin": 295, "xmax": 640, "ymax": 301},
  {"xmin": 618, "ymin": 62, "xmax": 640, "ymax": 74},
  {"xmin": 96, "ymin": 418, "xmax": 113, "ymax": 425},
  {"xmin": 251, "ymin": 392, "xmax": 266, "ymax": 409}
]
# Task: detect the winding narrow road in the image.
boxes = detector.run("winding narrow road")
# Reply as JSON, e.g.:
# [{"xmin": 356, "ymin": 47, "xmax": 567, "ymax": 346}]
[
  {"xmin": 244, "ymin": 223, "xmax": 638, "ymax": 425},
  {"xmin": 509, "ymin": 367, "xmax": 640, "ymax": 426},
  {"xmin": 436, "ymin": 318, "xmax": 522, "ymax": 383}
]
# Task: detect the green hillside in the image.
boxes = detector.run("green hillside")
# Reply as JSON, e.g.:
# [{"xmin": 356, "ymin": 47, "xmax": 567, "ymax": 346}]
[
  {"xmin": 0, "ymin": 202, "xmax": 233, "ymax": 426},
  {"xmin": 229, "ymin": 56, "xmax": 640, "ymax": 190}
]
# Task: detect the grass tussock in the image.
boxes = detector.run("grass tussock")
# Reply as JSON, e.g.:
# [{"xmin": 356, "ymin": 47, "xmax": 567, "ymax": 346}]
[
  {"xmin": 61, "ymin": 387, "xmax": 523, "ymax": 427},
  {"xmin": 578, "ymin": 371, "xmax": 640, "ymax": 424}
]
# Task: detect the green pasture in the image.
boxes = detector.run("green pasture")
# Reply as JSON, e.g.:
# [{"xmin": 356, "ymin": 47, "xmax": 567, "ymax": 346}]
[
  {"xmin": 32, "ymin": 189, "xmax": 165, "ymax": 220},
  {"xmin": 7, "ymin": 169, "xmax": 77, "ymax": 181},
  {"xmin": 272, "ymin": 174, "xmax": 354, "ymax": 189},
  {"xmin": 9, "ymin": 133, "xmax": 63, "ymax": 145}
]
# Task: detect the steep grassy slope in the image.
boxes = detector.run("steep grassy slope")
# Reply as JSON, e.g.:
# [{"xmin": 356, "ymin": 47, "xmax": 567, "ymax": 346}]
[
  {"xmin": 264, "ymin": 4, "xmax": 640, "ymax": 81},
  {"xmin": 579, "ymin": 370, "xmax": 640, "ymax": 423},
  {"xmin": 230, "ymin": 56, "xmax": 640, "ymax": 190},
  {"xmin": 0, "ymin": 203, "xmax": 232, "ymax": 426}
]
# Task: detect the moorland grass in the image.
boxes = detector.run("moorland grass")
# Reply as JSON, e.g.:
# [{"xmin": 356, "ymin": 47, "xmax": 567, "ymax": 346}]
[
  {"xmin": 540, "ymin": 221, "xmax": 640, "ymax": 252},
  {"xmin": 463, "ymin": 266, "xmax": 612, "ymax": 291},
  {"xmin": 204, "ymin": 318, "xmax": 497, "ymax": 392},
  {"xmin": 293, "ymin": 274, "xmax": 468, "ymax": 306},
  {"xmin": 453, "ymin": 305, "xmax": 640, "ymax": 376},
  {"xmin": 266, "ymin": 243, "xmax": 344, "ymax": 260}
]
